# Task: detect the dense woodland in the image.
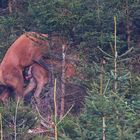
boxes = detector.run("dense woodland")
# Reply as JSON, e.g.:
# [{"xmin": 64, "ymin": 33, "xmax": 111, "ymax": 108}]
[{"xmin": 0, "ymin": 0, "xmax": 140, "ymax": 140}]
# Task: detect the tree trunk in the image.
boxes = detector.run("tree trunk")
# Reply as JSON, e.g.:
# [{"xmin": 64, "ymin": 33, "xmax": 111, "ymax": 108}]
[
  {"xmin": 126, "ymin": 0, "xmax": 132, "ymax": 49},
  {"xmin": 8, "ymin": 0, "xmax": 16, "ymax": 14},
  {"xmin": 60, "ymin": 44, "xmax": 66, "ymax": 118}
]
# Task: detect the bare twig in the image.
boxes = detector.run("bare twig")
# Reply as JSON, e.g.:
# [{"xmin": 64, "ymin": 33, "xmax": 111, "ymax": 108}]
[
  {"xmin": 0, "ymin": 113, "xmax": 3, "ymax": 140},
  {"xmin": 114, "ymin": 16, "xmax": 117, "ymax": 92},
  {"xmin": 54, "ymin": 79, "xmax": 58, "ymax": 140},
  {"xmin": 57, "ymin": 104, "xmax": 74, "ymax": 125},
  {"xmin": 97, "ymin": 46, "xmax": 113, "ymax": 58},
  {"xmin": 35, "ymin": 105, "xmax": 50, "ymax": 129},
  {"xmin": 118, "ymin": 47, "xmax": 133, "ymax": 58},
  {"xmin": 14, "ymin": 99, "xmax": 20, "ymax": 140},
  {"xmin": 100, "ymin": 60, "xmax": 106, "ymax": 140}
]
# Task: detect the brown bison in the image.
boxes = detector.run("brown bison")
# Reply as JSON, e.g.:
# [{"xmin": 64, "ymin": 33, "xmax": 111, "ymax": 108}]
[
  {"xmin": 0, "ymin": 59, "xmax": 76, "ymax": 103},
  {"xmin": 23, "ymin": 59, "xmax": 76, "ymax": 101},
  {"xmin": 0, "ymin": 32, "xmax": 49, "ymax": 101}
]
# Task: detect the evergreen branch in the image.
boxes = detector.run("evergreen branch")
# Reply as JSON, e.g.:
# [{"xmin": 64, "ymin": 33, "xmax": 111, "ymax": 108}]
[
  {"xmin": 103, "ymin": 79, "xmax": 111, "ymax": 95},
  {"xmin": 93, "ymin": 61, "xmax": 103, "ymax": 72},
  {"xmin": 111, "ymin": 91, "xmax": 137, "ymax": 115},
  {"xmin": 35, "ymin": 105, "xmax": 51, "ymax": 130},
  {"xmin": 109, "ymin": 42, "xmax": 115, "ymax": 55},
  {"xmin": 136, "ymin": 76, "xmax": 140, "ymax": 81},
  {"xmin": 118, "ymin": 47, "xmax": 133, "ymax": 58},
  {"xmin": 117, "ymin": 58, "xmax": 131, "ymax": 62},
  {"xmin": 57, "ymin": 104, "xmax": 74, "ymax": 126},
  {"xmin": 97, "ymin": 46, "xmax": 113, "ymax": 58}
]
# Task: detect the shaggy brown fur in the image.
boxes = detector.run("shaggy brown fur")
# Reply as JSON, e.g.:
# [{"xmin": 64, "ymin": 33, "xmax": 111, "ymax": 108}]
[
  {"xmin": 0, "ymin": 32, "xmax": 49, "ymax": 101},
  {"xmin": 24, "ymin": 59, "xmax": 76, "ymax": 100}
]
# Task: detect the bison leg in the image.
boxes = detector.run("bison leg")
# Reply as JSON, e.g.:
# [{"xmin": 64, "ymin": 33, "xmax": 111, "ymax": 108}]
[
  {"xmin": 33, "ymin": 81, "xmax": 45, "ymax": 104},
  {"xmin": 0, "ymin": 89, "xmax": 9, "ymax": 104},
  {"xmin": 23, "ymin": 77, "xmax": 36, "ymax": 96},
  {"xmin": 3, "ymin": 69, "xmax": 24, "ymax": 102}
]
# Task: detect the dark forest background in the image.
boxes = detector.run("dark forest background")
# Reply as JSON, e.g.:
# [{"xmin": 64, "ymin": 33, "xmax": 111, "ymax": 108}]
[{"xmin": 0, "ymin": 0, "xmax": 140, "ymax": 140}]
